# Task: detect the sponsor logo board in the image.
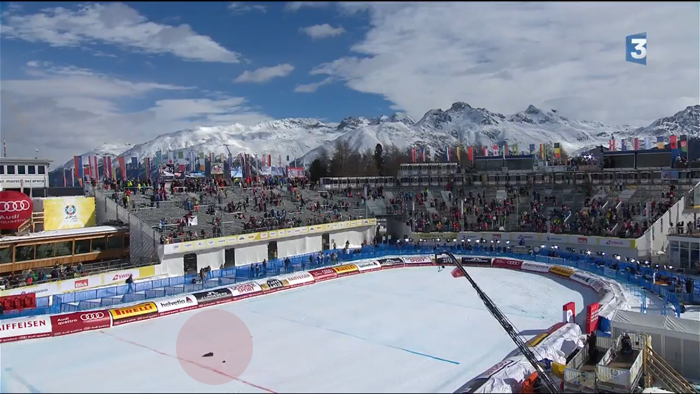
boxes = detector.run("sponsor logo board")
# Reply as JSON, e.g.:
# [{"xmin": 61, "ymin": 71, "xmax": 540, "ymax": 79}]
[
  {"xmin": 51, "ymin": 311, "xmax": 111, "ymax": 336},
  {"xmin": 192, "ymin": 288, "xmax": 233, "ymax": 305},
  {"xmin": 461, "ymin": 256, "xmax": 492, "ymax": 266},
  {"xmin": 0, "ymin": 317, "xmax": 53, "ymax": 343},
  {"xmin": 332, "ymin": 264, "xmax": 359, "ymax": 275},
  {"xmin": 308, "ymin": 268, "xmax": 337, "ymax": 281},
  {"xmin": 492, "ymin": 258, "xmax": 523, "ymax": 269},
  {"xmin": 377, "ymin": 258, "xmax": 404, "ymax": 269},
  {"xmin": 570, "ymin": 272, "xmax": 594, "ymax": 286},
  {"xmin": 545, "ymin": 235, "xmax": 568, "ymax": 243},
  {"xmin": 260, "ymin": 278, "xmax": 290, "ymax": 292},
  {"xmin": 355, "ymin": 261, "xmax": 381, "ymax": 272},
  {"xmin": 229, "ymin": 283, "xmax": 263, "ymax": 298},
  {"xmin": 109, "ymin": 302, "xmax": 158, "ymax": 323},
  {"xmin": 281, "ymin": 272, "xmax": 315, "ymax": 287},
  {"xmin": 521, "ymin": 261, "xmax": 550, "ymax": 273},
  {"xmin": 576, "ymin": 237, "xmax": 589, "ymax": 245},
  {"xmin": 402, "ymin": 256, "xmax": 433, "ymax": 266},
  {"xmin": 155, "ymin": 295, "xmax": 198, "ymax": 314},
  {"xmin": 603, "ymin": 239, "xmax": 629, "ymax": 248},
  {"xmin": 549, "ymin": 266, "xmax": 575, "ymax": 278}
]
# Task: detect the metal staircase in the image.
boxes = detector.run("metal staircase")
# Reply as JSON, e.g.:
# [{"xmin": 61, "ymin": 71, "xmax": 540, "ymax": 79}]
[
  {"xmin": 445, "ymin": 252, "xmax": 560, "ymax": 394},
  {"xmin": 644, "ymin": 345, "xmax": 698, "ymax": 393}
]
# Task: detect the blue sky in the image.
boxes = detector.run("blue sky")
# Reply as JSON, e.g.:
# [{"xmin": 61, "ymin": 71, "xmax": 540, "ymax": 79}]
[{"xmin": 1, "ymin": 2, "xmax": 698, "ymax": 164}]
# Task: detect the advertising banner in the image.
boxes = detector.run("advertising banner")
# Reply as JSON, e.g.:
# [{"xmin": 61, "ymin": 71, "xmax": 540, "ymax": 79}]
[
  {"xmin": 562, "ymin": 302, "xmax": 575, "ymax": 324},
  {"xmin": 354, "ymin": 261, "xmax": 382, "ymax": 272},
  {"xmin": 549, "ymin": 266, "xmax": 575, "ymax": 278},
  {"xmin": 0, "ymin": 190, "xmax": 33, "ymax": 230},
  {"xmin": 308, "ymin": 267, "xmax": 338, "ymax": 282},
  {"xmin": 492, "ymin": 258, "xmax": 523, "ymax": 270},
  {"xmin": 599, "ymin": 238, "xmax": 633, "ymax": 248},
  {"xmin": 376, "ymin": 257, "xmax": 405, "ymax": 269},
  {"xmin": 51, "ymin": 311, "xmax": 112, "ymax": 336},
  {"xmin": 0, "ymin": 316, "xmax": 53, "ymax": 343},
  {"xmin": 402, "ymin": 256, "xmax": 434, "ymax": 266},
  {"xmin": 331, "ymin": 264, "xmax": 359, "ymax": 276},
  {"xmin": 109, "ymin": 302, "xmax": 158, "ymax": 325},
  {"xmin": 461, "ymin": 256, "xmax": 492, "ymax": 266},
  {"xmin": 259, "ymin": 278, "xmax": 290, "ymax": 293},
  {"xmin": 192, "ymin": 288, "xmax": 233, "ymax": 305},
  {"xmin": 42, "ymin": 196, "xmax": 96, "ymax": 230},
  {"xmin": 229, "ymin": 283, "xmax": 263, "ymax": 299},
  {"xmin": 585, "ymin": 302, "xmax": 600, "ymax": 333},
  {"xmin": 570, "ymin": 272, "xmax": 595, "ymax": 287},
  {"xmin": 155, "ymin": 295, "xmax": 199, "ymax": 315},
  {"xmin": 521, "ymin": 261, "xmax": 551, "ymax": 273},
  {"xmin": 280, "ymin": 272, "xmax": 315, "ymax": 287}
]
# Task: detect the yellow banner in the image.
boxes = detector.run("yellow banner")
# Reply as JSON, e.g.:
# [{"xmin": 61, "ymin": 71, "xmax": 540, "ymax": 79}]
[
  {"xmin": 332, "ymin": 264, "xmax": 358, "ymax": 274},
  {"xmin": 43, "ymin": 196, "xmax": 96, "ymax": 230},
  {"xmin": 525, "ymin": 333, "xmax": 549, "ymax": 347},
  {"xmin": 109, "ymin": 302, "xmax": 157, "ymax": 320},
  {"xmin": 549, "ymin": 266, "xmax": 575, "ymax": 278}
]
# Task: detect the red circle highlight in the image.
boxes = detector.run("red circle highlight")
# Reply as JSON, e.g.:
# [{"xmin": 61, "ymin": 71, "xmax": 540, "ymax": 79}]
[{"xmin": 176, "ymin": 309, "xmax": 254, "ymax": 385}]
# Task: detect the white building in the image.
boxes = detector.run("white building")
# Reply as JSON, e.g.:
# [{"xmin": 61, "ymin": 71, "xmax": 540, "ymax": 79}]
[
  {"xmin": 668, "ymin": 233, "xmax": 700, "ymax": 273},
  {"xmin": 0, "ymin": 157, "xmax": 52, "ymax": 196}
]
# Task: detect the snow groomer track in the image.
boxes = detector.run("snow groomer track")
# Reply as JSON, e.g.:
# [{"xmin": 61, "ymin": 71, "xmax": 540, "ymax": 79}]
[{"xmin": 0, "ymin": 254, "xmax": 632, "ymax": 393}]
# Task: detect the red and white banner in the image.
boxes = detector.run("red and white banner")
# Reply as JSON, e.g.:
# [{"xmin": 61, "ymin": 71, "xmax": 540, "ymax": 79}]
[
  {"xmin": 585, "ymin": 302, "xmax": 600, "ymax": 333},
  {"xmin": 492, "ymin": 258, "xmax": 523, "ymax": 270},
  {"xmin": 51, "ymin": 311, "xmax": 112, "ymax": 336},
  {"xmin": 155, "ymin": 295, "xmax": 199, "ymax": 315},
  {"xmin": 562, "ymin": 302, "xmax": 575, "ymax": 324},
  {"xmin": 103, "ymin": 269, "xmax": 141, "ymax": 286},
  {"xmin": 521, "ymin": 261, "xmax": 550, "ymax": 273},
  {"xmin": 229, "ymin": 282, "xmax": 263, "ymax": 299},
  {"xmin": 0, "ymin": 316, "xmax": 53, "ymax": 343},
  {"xmin": 308, "ymin": 267, "xmax": 338, "ymax": 282},
  {"xmin": 402, "ymin": 256, "xmax": 433, "ymax": 266},
  {"xmin": 355, "ymin": 261, "xmax": 381, "ymax": 272},
  {"xmin": 280, "ymin": 272, "xmax": 315, "ymax": 287}
]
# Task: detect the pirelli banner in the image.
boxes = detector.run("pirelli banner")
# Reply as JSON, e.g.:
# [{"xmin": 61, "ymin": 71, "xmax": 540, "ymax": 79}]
[
  {"xmin": 109, "ymin": 302, "xmax": 158, "ymax": 325},
  {"xmin": 549, "ymin": 265, "xmax": 575, "ymax": 278},
  {"xmin": 332, "ymin": 264, "xmax": 359, "ymax": 277}
]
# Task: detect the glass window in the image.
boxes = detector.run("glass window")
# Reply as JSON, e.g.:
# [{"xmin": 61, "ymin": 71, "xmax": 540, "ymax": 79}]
[
  {"xmin": 691, "ymin": 243, "xmax": 700, "ymax": 271},
  {"xmin": 15, "ymin": 246, "xmax": 35, "ymax": 262},
  {"xmin": 680, "ymin": 241, "xmax": 690, "ymax": 269},
  {"xmin": 17, "ymin": 165, "xmax": 25, "ymax": 175},
  {"xmin": 28, "ymin": 165, "xmax": 36, "ymax": 175},
  {"xmin": 74, "ymin": 239, "xmax": 91, "ymax": 254},
  {"xmin": 0, "ymin": 166, "xmax": 4, "ymax": 175},
  {"xmin": 124, "ymin": 236, "xmax": 130, "ymax": 248},
  {"xmin": 7, "ymin": 165, "xmax": 15, "ymax": 175},
  {"xmin": 38, "ymin": 165, "xmax": 46, "ymax": 175},
  {"xmin": 91, "ymin": 237, "xmax": 106, "ymax": 252},
  {"xmin": 0, "ymin": 248, "xmax": 11, "ymax": 264},
  {"xmin": 35, "ymin": 243, "xmax": 55, "ymax": 259},
  {"xmin": 108, "ymin": 236, "xmax": 122, "ymax": 249},
  {"xmin": 54, "ymin": 242, "xmax": 72, "ymax": 257}
]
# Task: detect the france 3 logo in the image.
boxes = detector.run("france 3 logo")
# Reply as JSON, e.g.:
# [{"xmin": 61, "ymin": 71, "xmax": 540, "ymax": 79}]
[{"xmin": 626, "ymin": 32, "xmax": 647, "ymax": 65}]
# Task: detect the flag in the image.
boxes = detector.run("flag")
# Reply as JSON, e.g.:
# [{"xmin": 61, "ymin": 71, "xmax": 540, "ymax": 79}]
[
  {"xmin": 634, "ymin": 138, "xmax": 640, "ymax": 151},
  {"xmin": 529, "ymin": 144, "xmax": 536, "ymax": 155},
  {"xmin": 680, "ymin": 135, "xmax": 688, "ymax": 153},
  {"xmin": 456, "ymin": 146, "xmax": 461, "ymax": 162},
  {"xmin": 279, "ymin": 155, "xmax": 282, "ymax": 166},
  {"xmin": 645, "ymin": 137, "xmax": 653, "ymax": 150},
  {"xmin": 621, "ymin": 139, "xmax": 627, "ymax": 151},
  {"xmin": 539, "ymin": 144, "xmax": 546, "ymax": 160},
  {"xmin": 118, "ymin": 157, "xmax": 127, "ymax": 181},
  {"xmin": 71, "ymin": 167, "xmax": 75, "ymax": 187},
  {"xmin": 467, "ymin": 146, "xmax": 474, "ymax": 162},
  {"xmin": 554, "ymin": 143, "xmax": 561, "ymax": 159},
  {"xmin": 503, "ymin": 144, "xmax": 508, "ymax": 158},
  {"xmin": 156, "ymin": 151, "xmax": 162, "ymax": 166},
  {"xmin": 656, "ymin": 136, "xmax": 664, "ymax": 149},
  {"xmin": 512, "ymin": 144, "xmax": 518, "ymax": 156},
  {"xmin": 411, "ymin": 148, "xmax": 416, "ymax": 163},
  {"xmin": 178, "ymin": 151, "xmax": 184, "ymax": 160},
  {"xmin": 421, "ymin": 148, "xmax": 425, "ymax": 162},
  {"xmin": 63, "ymin": 169, "xmax": 67, "ymax": 187},
  {"xmin": 446, "ymin": 146, "xmax": 450, "ymax": 162},
  {"xmin": 670, "ymin": 135, "xmax": 678, "ymax": 150},
  {"xmin": 482, "ymin": 146, "xmax": 487, "ymax": 156},
  {"xmin": 74, "ymin": 156, "xmax": 83, "ymax": 180},
  {"xmin": 145, "ymin": 157, "xmax": 151, "ymax": 180}
]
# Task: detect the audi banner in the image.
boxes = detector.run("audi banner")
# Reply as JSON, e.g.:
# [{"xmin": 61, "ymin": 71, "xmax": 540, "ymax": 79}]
[
  {"xmin": 192, "ymin": 288, "xmax": 233, "ymax": 305},
  {"xmin": 376, "ymin": 258, "xmax": 404, "ymax": 269},
  {"xmin": 461, "ymin": 256, "xmax": 492, "ymax": 266},
  {"xmin": 51, "ymin": 310, "xmax": 112, "ymax": 336},
  {"xmin": 491, "ymin": 258, "xmax": 523, "ymax": 270}
]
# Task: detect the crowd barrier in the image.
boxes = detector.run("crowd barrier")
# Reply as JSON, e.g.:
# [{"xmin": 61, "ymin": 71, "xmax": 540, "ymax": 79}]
[
  {"xmin": 2, "ymin": 244, "xmax": 693, "ymax": 320},
  {"xmin": 0, "ymin": 247, "xmax": 642, "ymax": 343}
]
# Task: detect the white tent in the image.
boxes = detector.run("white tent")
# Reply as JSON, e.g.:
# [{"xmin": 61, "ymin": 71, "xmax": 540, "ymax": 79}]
[{"xmin": 611, "ymin": 310, "xmax": 700, "ymax": 380}]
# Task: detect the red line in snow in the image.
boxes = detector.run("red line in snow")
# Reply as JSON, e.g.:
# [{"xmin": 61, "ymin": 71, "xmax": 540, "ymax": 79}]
[{"xmin": 99, "ymin": 330, "xmax": 276, "ymax": 393}]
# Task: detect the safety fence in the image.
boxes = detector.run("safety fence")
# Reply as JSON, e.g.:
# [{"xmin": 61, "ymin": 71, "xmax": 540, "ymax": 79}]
[{"xmin": 1, "ymin": 244, "xmax": 694, "ymax": 319}]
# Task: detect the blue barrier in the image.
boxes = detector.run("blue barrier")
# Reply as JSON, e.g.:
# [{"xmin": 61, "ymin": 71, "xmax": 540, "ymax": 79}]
[{"xmin": 1, "ymin": 244, "xmax": 694, "ymax": 320}]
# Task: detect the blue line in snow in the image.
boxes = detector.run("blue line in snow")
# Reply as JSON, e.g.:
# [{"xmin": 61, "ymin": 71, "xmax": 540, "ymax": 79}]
[{"xmin": 3, "ymin": 368, "xmax": 42, "ymax": 393}]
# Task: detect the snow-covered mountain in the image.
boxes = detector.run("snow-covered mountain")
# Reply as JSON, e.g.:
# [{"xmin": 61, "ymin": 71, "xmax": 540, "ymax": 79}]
[{"xmin": 53, "ymin": 103, "xmax": 697, "ymax": 174}]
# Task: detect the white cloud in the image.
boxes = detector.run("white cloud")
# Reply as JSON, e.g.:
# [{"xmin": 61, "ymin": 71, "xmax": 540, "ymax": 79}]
[
  {"xmin": 1, "ymin": 3, "xmax": 242, "ymax": 63},
  {"xmin": 311, "ymin": 2, "xmax": 699, "ymax": 126},
  {"xmin": 295, "ymin": 77, "xmax": 334, "ymax": 93},
  {"xmin": 228, "ymin": 2, "xmax": 267, "ymax": 14},
  {"xmin": 285, "ymin": 2, "xmax": 330, "ymax": 12},
  {"xmin": 300, "ymin": 24, "xmax": 346, "ymax": 39},
  {"xmin": 0, "ymin": 64, "xmax": 271, "ymax": 165},
  {"xmin": 234, "ymin": 64, "xmax": 295, "ymax": 83}
]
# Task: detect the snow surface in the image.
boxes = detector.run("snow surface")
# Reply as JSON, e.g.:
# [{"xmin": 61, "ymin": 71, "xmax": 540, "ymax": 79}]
[{"xmin": 0, "ymin": 267, "xmax": 597, "ymax": 393}]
